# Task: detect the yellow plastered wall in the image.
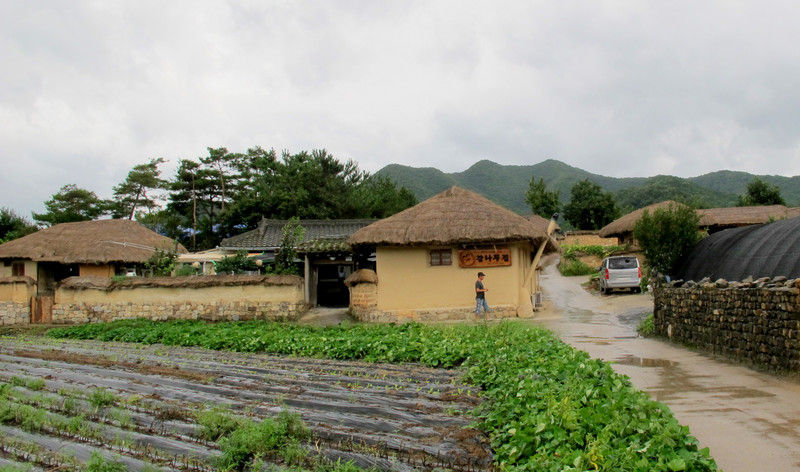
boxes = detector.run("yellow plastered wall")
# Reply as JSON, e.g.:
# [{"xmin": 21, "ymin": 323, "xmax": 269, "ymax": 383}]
[
  {"xmin": 0, "ymin": 280, "xmax": 36, "ymax": 303},
  {"xmin": 376, "ymin": 242, "xmax": 534, "ymax": 313},
  {"xmin": 55, "ymin": 283, "xmax": 304, "ymax": 305},
  {"xmin": 0, "ymin": 261, "xmax": 38, "ymax": 281},
  {"xmin": 79, "ymin": 264, "xmax": 114, "ymax": 278}
]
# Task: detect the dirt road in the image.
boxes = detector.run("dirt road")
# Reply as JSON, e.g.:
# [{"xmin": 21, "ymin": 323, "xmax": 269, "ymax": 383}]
[{"xmin": 535, "ymin": 261, "xmax": 800, "ymax": 472}]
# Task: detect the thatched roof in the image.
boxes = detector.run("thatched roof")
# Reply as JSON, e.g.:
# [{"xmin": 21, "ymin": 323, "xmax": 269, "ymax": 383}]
[
  {"xmin": 350, "ymin": 186, "xmax": 554, "ymax": 248},
  {"xmin": 344, "ymin": 269, "xmax": 378, "ymax": 287},
  {"xmin": 599, "ymin": 201, "xmax": 681, "ymax": 238},
  {"xmin": 527, "ymin": 214, "xmax": 559, "ymax": 236},
  {"xmin": 0, "ymin": 219, "xmax": 187, "ymax": 264},
  {"xmin": 59, "ymin": 274, "xmax": 301, "ymax": 291},
  {"xmin": 600, "ymin": 201, "xmax": 800, "ymax": 238},
  {"xmin": 697, "ymin": 205, "xmax": 800, "ymax": 228}
]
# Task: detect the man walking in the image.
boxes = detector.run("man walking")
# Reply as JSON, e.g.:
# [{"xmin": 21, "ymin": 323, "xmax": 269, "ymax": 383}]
[{"xmin": 475, "ymin": 272, "xmax": 490, "ymax": 317}]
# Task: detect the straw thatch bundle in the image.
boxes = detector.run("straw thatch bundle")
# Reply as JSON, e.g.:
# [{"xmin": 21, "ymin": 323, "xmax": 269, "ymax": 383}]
[
  {"xmin": 697, "ymin": 205, "xmax": 799, "ymax": 228},
  {"xmin": 0, "ymin": 276, "xmax": 35, "ymax": 286},
  {"xmin": 600, "ymin": 201, "xmax": 800, "ymax": 238},
  {"xmin": 0, "ymin": 219, "xmax": 187, "ymax": 264},
  {"xmin": 344, "ymin": 269, "xmax": 378, "ymax": 287},
  {"xmin": 59, "ymin": 274, "xmax": 302, "ymax": 291},
  {"xmin": 350, "ymin": 186, "xmax": 554, "ymax": 248}
]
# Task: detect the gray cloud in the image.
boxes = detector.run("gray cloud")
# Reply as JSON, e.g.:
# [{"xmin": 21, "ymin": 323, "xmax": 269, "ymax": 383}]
[{"xmin": 2, "ymin": 1, "xmax": 800, "ymax": 217}]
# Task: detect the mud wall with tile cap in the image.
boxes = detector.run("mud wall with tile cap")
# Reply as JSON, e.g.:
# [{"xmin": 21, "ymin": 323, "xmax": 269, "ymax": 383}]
[
  {"xmin": 52, "ymin": 274, "xmax": 307, "ymax": 324},
  {"xmin": 654, "ymin": 276, "xmax": 800, "ymax": 372}
]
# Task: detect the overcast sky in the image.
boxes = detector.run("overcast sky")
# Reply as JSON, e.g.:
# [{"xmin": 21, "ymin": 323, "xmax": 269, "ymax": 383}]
[{"xmin": 2, "ymin": 1, "xmax": 800, "ymax": 217}]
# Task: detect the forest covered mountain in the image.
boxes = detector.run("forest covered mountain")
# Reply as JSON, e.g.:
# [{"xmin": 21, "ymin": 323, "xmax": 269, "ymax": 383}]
[{"xmin": 375, "ymin": 159, "xmax": 800, "ymax": 214}]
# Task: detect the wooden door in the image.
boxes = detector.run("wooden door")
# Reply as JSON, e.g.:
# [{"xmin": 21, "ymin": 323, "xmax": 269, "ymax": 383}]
[{"xmin": 31, "ymin": 295, "xmax": 54, "ymax": 324}]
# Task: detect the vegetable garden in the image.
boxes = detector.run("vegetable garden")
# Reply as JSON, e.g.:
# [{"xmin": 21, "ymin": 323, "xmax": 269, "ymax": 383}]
[{"xmin": 0, "ymin": 320, "xmax": 718, "ymax": 471}]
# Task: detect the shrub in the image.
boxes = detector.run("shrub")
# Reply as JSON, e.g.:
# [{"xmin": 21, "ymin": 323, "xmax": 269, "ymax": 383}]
[
  {"xmin": 143, "ymin": 248, "xmax": 178, "ymax": 277},
  {"xmin": 633, "ymin": 203, "xmax": 701, "ymax": 277},
  {"xmin": 637, "ymin": 314, "xmax": 655, "ymax": 337},
  {"xmin": 215, "ymin": 250, "xmax": 259, "ymax": 275},
  {"xmin": 558, "ymin": 258, "xmax": 596, "ymax": 276}
]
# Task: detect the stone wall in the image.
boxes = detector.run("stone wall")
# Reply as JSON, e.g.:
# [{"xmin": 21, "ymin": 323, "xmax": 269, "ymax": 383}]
[
  {"xmin": 52, "ymin": 275, "xmax": 307, "ymax": 324},
  {"xmin": 0, "ymin": 276, "xmax": 35, "ymax": 325},
  {"xmin": 654, "ymin": 276, "xmax": 800, "ymax": 372}
]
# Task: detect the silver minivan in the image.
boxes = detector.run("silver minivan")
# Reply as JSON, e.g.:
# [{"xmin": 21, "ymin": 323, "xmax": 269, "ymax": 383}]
[{"xmin": 598, "ymin": 256, "xmax": 642, "ymax": 294}]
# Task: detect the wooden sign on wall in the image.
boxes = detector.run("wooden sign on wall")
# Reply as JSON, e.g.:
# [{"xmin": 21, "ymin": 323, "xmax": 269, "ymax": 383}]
[{"xmin": 457, "ymin": 249, "xmax": 511, "ymax": 268}]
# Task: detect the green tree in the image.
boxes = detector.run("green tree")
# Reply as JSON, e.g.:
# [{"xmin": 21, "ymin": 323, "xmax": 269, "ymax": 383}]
[
  {"xmin": 562, "ymin": 179, "xmax": 619, "ymax": 230},
  {"xmin": 33, "ymin": 184, "xmax": 106, "ymax": 226},
  {"xmin": 737, "ymin": 177, "xmax": 786, "ymax": 206},
  {"xmin": 275, "ymin": 218, "xmax": 305, "ymax": 275},
  {"xmin": 347, "ymin": 176, "xmax": 418, "ymax": 218},
  {"xmin": 525, "ymin": 177, "xmax": 560, "ymax": 218},
  {"xmin": 109, "ymin": 158, "xmax": 168, "ymax": 220},
  {"xmin": 0, "ymin": 208, "xmax": 37, "ymax": 243},
  {"xmin": 143, "ymin": 248, "xmax": 178, "ymax": 277},
  {"xmin": 633, "ymin": 203, "xmax": 701, "ymax": 276}
]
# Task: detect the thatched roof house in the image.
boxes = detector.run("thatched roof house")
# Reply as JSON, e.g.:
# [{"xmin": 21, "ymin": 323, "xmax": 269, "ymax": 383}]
[
  {"xmin": 347, "ymin": 187, "xmax": 557, "ymax": 322},
  {"xmin": 599, "ymin": 201, "xmax": 800, "ymax": 243},
  {"xmin": 599, "ymin": 201, "xmax": 680, "ymax": 239},
  {"xmin": 0, "ymin": 219, "xmax": 186, "ymax": 289},
  {"xmin": 350, "ymin": 186, "xmax": 556, "ymax": 250},
  {"xmin": 0, "ymin": 219, "xmax": 186, "ymax": 264}
]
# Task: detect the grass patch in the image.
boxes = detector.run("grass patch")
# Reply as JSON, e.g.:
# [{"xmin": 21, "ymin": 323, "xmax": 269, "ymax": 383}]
[
  {"xmin": 48, "ymin": 319, "xmax": 718, "ymax": 471},
  {"xmin": 85, "ymin": 452, "xmax": 127, "ymax": 472},
  {"xmin": 562, "ymin": 244, "xmax": 628, "ymax": 260},
  {"xmin": 637, "ymin": 313, "xmax": 656, "ymax": 337},
  {"xmin": 558, "ymin": 258, "xmax": 597, "ymax": 276}
]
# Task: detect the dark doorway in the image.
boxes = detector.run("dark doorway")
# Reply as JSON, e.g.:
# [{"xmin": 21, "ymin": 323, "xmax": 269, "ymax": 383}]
[{"xmin": 316, "ymin": 263, "xmax": 352, "ymax": 307}]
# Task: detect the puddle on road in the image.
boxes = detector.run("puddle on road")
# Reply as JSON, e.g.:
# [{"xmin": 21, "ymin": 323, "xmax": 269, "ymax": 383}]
[{"xmin": 615, "ymin": 355, "xmax": 677, "ymax": 368}]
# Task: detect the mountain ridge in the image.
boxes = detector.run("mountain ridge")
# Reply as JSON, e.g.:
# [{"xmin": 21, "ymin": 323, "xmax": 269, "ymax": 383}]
[{"xmin": 375, "ymin": 159, "xmax": 800, "ymax": 214}]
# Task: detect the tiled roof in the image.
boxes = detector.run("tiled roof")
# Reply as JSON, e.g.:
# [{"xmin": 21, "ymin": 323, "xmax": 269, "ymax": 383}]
[
  {"xmin": 297, "ymin": 237, "xmax": 352, "ymax": 254},
  {"xmin": 219, "ymin": 219, "xmax": 377, "ymax": 250}
]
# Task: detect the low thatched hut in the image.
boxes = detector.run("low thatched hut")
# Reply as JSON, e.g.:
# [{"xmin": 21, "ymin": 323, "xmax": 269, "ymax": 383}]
[
  {"xmin": 0, "ymin": 219, "xmax": 186, "ymax": 294},
  {"xmin": 347, "ymin": 186, "xmax": 557, "ymax": 322},
  {"xmin": 599, "ymin": 201, "xmax": 800, "ymax": 246}
]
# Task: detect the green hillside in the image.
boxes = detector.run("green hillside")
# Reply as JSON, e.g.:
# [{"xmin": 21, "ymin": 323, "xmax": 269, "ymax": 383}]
[
  {"xmin": 615, "ymin": 175, "xmax": 737, "ymax": 211},
  {"xmin": 375, "ymin": 159, "xmax": 799, "ymax": 215},
  {"xmin": 689, "ymin": 171, "xmax": 800, "ymax": 204}
]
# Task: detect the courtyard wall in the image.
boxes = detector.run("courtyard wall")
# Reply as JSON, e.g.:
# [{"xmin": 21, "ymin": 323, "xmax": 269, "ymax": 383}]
[{"xmin": 654, "ymin": 276, "xmax": 800, "ymax": 372}]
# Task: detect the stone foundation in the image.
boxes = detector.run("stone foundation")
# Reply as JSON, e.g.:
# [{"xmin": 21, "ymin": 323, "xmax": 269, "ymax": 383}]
[
  {"xmin": 53, "ymin": 300, "xmax": 306, "ymax": 324},
  {"xmin": 354, "ymin": 304, "xmax": 521, "ymax": 323},
  {"xmin": 654, "ymin": 276, "xmax": 800, "ymax": 372},
  {"xmin": 0, "ymin": 301, "xmax": 29, "ymax": 325}
]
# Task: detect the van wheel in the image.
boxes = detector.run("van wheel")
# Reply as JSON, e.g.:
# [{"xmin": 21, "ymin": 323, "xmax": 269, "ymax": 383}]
[{"xmin": 600, "ymin": 286, "xmax": 606, "ymax": 295}]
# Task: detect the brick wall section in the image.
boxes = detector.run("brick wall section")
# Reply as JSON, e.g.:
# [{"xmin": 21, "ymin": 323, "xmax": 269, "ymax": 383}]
[
  {"xmin": 0, "ymin": 301, "xmax": 29, "ymax": 325},
  {"xmin": 654, "ymin": 276, "xmax": 800, "ymax": 372}
]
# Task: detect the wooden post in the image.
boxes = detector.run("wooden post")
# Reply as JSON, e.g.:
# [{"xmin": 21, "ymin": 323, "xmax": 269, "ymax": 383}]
[{"xmin": 524, "ymin": 218, "xmax": 558, "ymax": 298}]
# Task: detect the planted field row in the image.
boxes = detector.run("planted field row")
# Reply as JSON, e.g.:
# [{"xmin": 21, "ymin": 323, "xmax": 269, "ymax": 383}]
[
  {"xmin": 48, "ymin": 320, "xmax": 720, "ymax": 471},
  {"xmin": 0, "ymin": 336, "xmax": 492, "ymax": 471}
]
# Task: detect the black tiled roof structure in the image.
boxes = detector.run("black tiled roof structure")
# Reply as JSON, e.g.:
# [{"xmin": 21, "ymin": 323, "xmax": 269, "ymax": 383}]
[{"xmin": 219, "ymin": 218, "xmax": 377, "ymax": 250}]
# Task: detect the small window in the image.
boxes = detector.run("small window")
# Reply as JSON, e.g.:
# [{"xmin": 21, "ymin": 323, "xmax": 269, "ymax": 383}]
[
  {"xmin": 11, "ymin": 262, "xmax": 25, "ymax": 277},
  {"xmin": 429, "ymin": 249, "xmax": 452, "ymax": 266}
]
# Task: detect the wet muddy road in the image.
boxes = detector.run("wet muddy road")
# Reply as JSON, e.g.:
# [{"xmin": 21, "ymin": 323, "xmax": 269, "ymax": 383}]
[{"xmin": 535, "ymin": 262, "xmax": 800, "ymax": 472}]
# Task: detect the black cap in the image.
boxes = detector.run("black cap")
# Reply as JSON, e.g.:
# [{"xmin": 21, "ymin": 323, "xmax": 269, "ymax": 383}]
[{"xmin": 477, "ymin": 272, "xmax": 485, "ymax": 277}]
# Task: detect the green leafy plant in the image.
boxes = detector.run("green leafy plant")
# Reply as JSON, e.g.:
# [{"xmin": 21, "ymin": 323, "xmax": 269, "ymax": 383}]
[
  {"xmin": 633, "ymin": 203, "xmax": 701, "ymax": 277},
  {"xmin": 637, "ymin": 314, "xmax": 655, "ymax": 337},
  {"xmin": 275, "ymin": 217, "xmax": 305, "ymax": 275},
  {"xmin": 49, "ymin": 320, "xmax": 718, "ymax": 471},
  {"xmin": 215, "ymin": 250, "xmax": 259, "ymax": 275},
  {"xmin": 558, "ymin": 258, "xmax": 596, "ymax": 276},
  {"xmin": 85, "ymin": 452, "xmax": 127, "ymax": 472},
  {"xmin": 143, "ymin": 248, "xmax": 178, "ymax": 277}
]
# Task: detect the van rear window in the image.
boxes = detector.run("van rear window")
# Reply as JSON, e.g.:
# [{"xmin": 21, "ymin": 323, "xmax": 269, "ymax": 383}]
[{"xmin": 608, "ymin": 258, "xmax": 637, "ymax": 269}]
